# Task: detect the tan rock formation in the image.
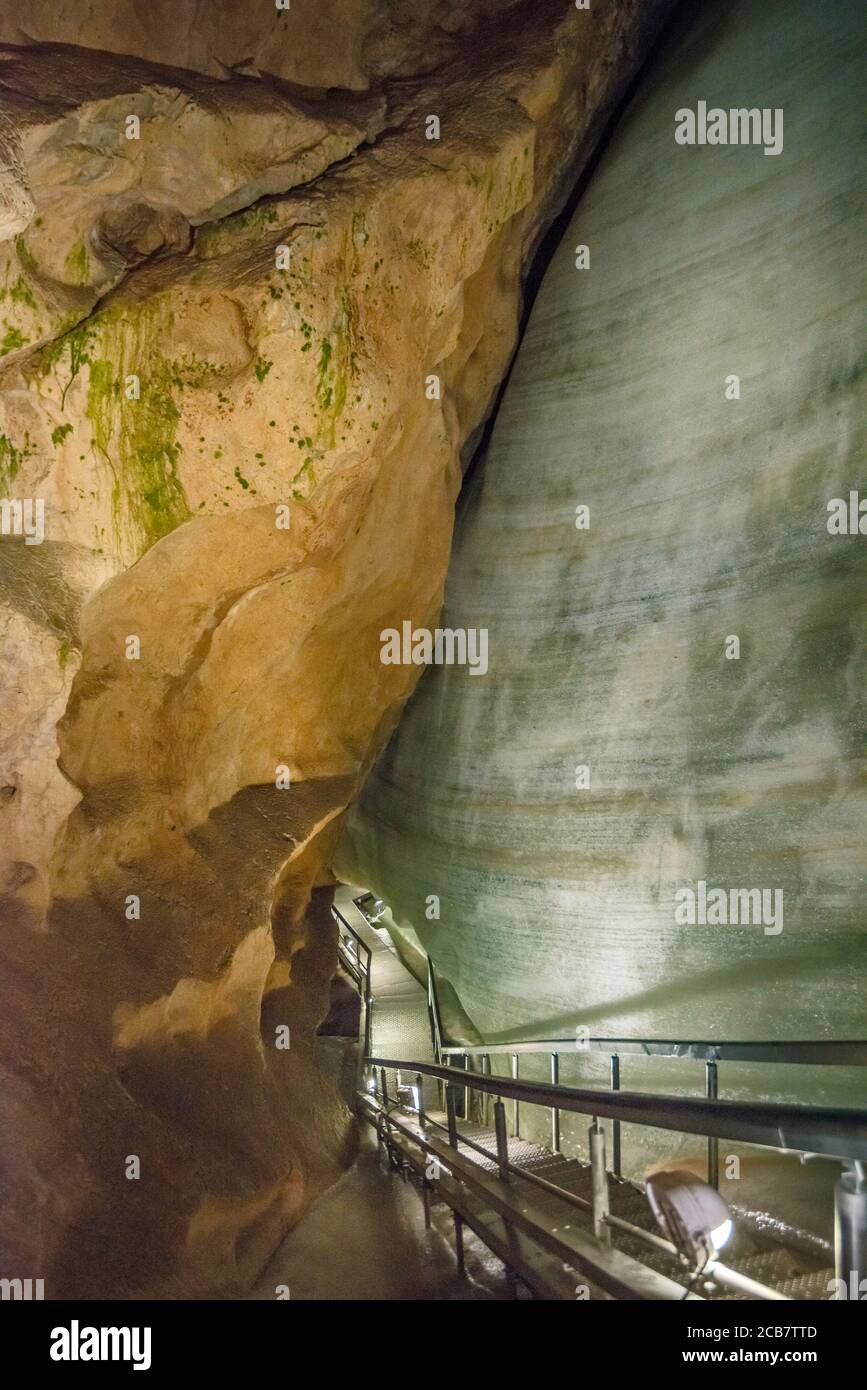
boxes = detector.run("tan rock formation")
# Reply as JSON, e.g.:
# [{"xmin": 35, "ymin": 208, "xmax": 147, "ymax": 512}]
[
  {"xmin": 0, "ymin": 0, "xmax": 569, "ymax": 91},
  {"xmin": 0, "ymin": 0, "xmax": 672, "ymax": 1296},
  {"xmin": 0, "ymin": 42, "xmax": 385, "ymax": 354}
]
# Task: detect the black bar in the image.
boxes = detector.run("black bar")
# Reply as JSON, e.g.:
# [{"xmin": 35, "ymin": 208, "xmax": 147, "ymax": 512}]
[{"xmin": 611, "ymin": 1053, "xmax": 621, "ymax": 1177}]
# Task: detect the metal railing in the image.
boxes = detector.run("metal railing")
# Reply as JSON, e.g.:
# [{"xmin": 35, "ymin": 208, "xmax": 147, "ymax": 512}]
[
  {"xmin": 369, "ymin": 1055, "xmax": 867, "ymax": 1161},
  {"xmin": 428, "ymin": 957, "xmax": 867, "ymax": 1188},
  {"xmin": 366, "ymin": 1052, "xmax": 867, "ymax": 1300},
  {"xmin": 439, "ymin": 1037, "xmax": 867, "ymax": 1187},
  {"xmin": 333, "ymin": 906, "xmax": 373, "ymax": 1065},
  {"xmin": 426, "ymin": 958, "xmax": 444, "ymax": 1061},
  {"xmin": 333, "ymin": 912, "xmax": 867, "ymax": 1297}
]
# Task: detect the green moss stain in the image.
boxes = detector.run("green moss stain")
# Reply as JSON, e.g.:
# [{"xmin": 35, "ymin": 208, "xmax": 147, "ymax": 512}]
[
  {"xmin": 290, "ymin": 457, "xmax": 316, "ymax": 489},
  {"xmin": 0, "ymin": 432, "xmax": 34, "ymax": 491},
  {"xmin": 195, "ymin": 202, "xmax": 281, "ymax": 260},
  {"xmin": 38, "ymin": 320, "xmax": 97, "ymax": 407},
  {"xmin": 10, "ymin": 277, "xmax": 37, "ymax": 311},
  {"xmin": 14, "ymin": 236, "xmax": 38, "ymax": 277},
  {"xmin": 233, "ymin": 465, "xmax": 250, "ymax": 490},
  {"xmin": 51, "ymin": 423, "xmax": 73, "ymax": 446},
  {"xmin": 0, "ymin": 321, "xmax": 28, "ymax": 354},
  {"xmin": 315, "ymin": 287, "xmax": 353, "ymax": 447},
  {"xmin": 64, "ymin": 239, "xmax": 90, "ymax": 286},
  {"xmin": 169, "ymin": 354, "xmax": 226, "ymax": 390},
  {"xmin": 84, "ymin": 302, "xmax": 189, "ymax": 554},
  {"xmin": 254, "ymin": 357, "xmax": 272, "ymax": 383}
]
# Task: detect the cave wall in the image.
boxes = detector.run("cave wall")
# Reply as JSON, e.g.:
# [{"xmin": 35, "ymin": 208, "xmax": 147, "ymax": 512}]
[
  {"xmin": 0, "ymin": 0, "xmax": 538, "ymax": 91},
  {"xmin": 339, "ymin": 0, "xmax": 867, "ymax": 1128},
  {"xmin": 0, "ymin": 1, "xmax": 674, "ymax": 1297}
]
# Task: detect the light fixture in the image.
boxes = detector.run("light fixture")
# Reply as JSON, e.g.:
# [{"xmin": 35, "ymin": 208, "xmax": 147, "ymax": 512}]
[
  {"xmin": 645, "ymin": 1169, "xmax": 733, "ymax": 1271},
  {"xmin": 354, "ymin": 892, "xmax": 388, "ymax": 925}
]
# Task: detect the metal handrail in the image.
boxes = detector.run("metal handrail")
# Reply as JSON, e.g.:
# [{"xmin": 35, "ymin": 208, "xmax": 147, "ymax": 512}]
[
  {"xmin": 332, "ymin": 906, "xmax": 371, "ymax": 966},
  {"xmin": 441, "ymin": 1037, "xmax": 867, "ymax": 1065},
  {"xmin": 356, "ymin": 940, "xmax": 867, "ymax": 1298},
  {"xmin": 336, "ymin": 942, "xmax": 363, "ymax": 987},
  {"xmin": 367, "ymin": 1091, "xmax": 794, "ymax": 1301},
  {"xmin": 367, "ymin": 1055, "xmax": 867, "ymax": 1160},
  {"xmin": 427, "ymin": 958, "xmax": 444, "ymax": 1062},
  {"xmin": 333, "ymin": 905, "xmax": 374, "ymax": 1067}
]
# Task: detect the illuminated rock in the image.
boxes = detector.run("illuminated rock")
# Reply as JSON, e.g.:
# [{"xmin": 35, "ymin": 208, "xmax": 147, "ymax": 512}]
[
  {"xmin": 340, "ymin": 0, "xmax": 867, "ymax": 1083},
  {"xmin": 0, "ymin": 0, "xmax": 670, "ymax": 1295}
]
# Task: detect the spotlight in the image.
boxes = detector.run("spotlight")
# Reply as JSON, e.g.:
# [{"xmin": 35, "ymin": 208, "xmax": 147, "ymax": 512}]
[
  {"xmin": 355, "ymin": 892, "xmax": 388, "ymax": 925},
  {"xmin": 645, "ymin": 1169, "xmax": 733, "ymax": 1271}
]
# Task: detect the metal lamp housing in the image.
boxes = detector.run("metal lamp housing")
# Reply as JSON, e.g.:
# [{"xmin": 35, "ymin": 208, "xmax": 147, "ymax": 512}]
[{"xmin": 646, "ymin": 1169, "xmax": 733, "ymax": 1270}]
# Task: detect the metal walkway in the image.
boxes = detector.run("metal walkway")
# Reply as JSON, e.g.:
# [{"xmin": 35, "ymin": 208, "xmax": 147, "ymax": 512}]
[
  {"xmin": 365, "ymin": 1095, "xmax": 837, "ymax": 1301},
  {"xmin": 446, "ymin": 1120, "xmax": 834, "ymax": 1300},
  {"xmin": 334, "ymin": 895, "xmax": 866, "ymax": 1301},
  {"xmin": 333, "ymin": 887, "xmax": 438, "ymax": 1107}
]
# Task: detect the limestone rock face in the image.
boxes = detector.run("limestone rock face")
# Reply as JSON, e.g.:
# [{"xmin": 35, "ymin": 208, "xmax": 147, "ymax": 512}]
[
  {"xmin": 0, "ymin": 0, "xmax": 375, "ymax": 91},
  {"xmin": 0, "ymin": 0, "xmax": 672, "ymax": 1296},
  {"xmin": 0, "ymin": 0, "xmax": 605, "ymax": 90},
  {"xmin": 339, "ymin": 0, "xmax": 867, "ymax": 1105},
  {"xmin": 0, "ymin": 43, "xmax": 385, "ymax": 354}
]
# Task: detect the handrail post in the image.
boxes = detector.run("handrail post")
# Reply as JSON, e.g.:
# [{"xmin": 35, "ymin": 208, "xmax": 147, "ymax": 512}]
[
  {"xmin": 706, "ymin": 1061, "xmax": 719, "ymax": 1189},
  {"xmin": 483, "ymin": 1053, "xmax": 491, "ymax": 1128},
  {"xmin": 415, "ymin": 1071, "xmax": 426, "ymax": 1133},
  {"xmin": 379, "ymin": 1066, "xmax": 388, "ymax": 1104},
  {"xmin": 427, "ymin": 957, "xmax": 447, "ymax": 1112},
  {"xmin": 446, "ymin": 1084, "xmax": 459, "ymax": 1146},
  {"xmin": 589, "ymin": 1118, "xmax": 611, "ymax": 1247},
  {"xmin": 511, "ymin": 1053, "xmax": 520, "ymax": 1137},
  {"xmin": 494, "ymin": 1099, "xmax": 510, "ymax": 1182},
  {"xmin": 463, "ymin": 1052, "xmax": 470, "ymax": 1124},
  {"xmin": 835, "ymin": 1163, "xmax": 867, "ymax": 1297},
  {"xmin": 551, "ymin": 1053, "xmax": 561, "ymax": 1154},
  {"xmin": 610, "ymin": 1054, "xmax": 621, "ymax": 1177},
  {"xmin": 427, "ymin": 957, "xmax": 444, "ymax": 1062},
  {"xmin": 364, "ymin": 945, "xmax": 372, "ymax": 1060}
]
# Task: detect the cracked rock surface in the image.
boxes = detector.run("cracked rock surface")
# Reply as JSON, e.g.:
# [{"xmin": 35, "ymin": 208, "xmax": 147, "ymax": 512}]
[{"xmin": 0, "ymin": 0, "xmax": 672, "ymax": 1296}]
